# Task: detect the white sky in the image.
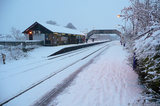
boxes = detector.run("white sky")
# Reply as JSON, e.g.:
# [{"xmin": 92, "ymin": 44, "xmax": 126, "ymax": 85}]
[{"xmin": 0, "ymin": 0, "xmax": 130, "ymax": 34}]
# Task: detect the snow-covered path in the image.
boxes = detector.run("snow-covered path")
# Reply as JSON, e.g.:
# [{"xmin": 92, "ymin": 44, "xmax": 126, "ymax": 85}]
[{"xmin": 49, "ymin": 41, "xmax": 143, "ymax": 106}]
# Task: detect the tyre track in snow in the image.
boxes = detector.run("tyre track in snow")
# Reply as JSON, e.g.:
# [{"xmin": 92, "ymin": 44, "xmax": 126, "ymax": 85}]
[{"xmin": 0, "ymin": 43, "xmax": 110, "ymax": 106}]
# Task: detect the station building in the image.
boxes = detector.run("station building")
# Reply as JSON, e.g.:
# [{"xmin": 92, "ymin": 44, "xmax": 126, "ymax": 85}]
[{"xmin": 23, "ymin": 22, "xmax": 85, "ymax": 46}]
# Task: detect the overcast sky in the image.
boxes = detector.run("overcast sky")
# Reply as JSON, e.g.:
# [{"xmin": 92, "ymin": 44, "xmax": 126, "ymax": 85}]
[{"xmin": 0, "ymin": 0, "xmax": 130, "ymax": 34}]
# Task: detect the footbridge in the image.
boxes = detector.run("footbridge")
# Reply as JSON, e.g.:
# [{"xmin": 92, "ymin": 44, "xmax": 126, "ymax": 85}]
[{"xmin": 87, "ymin": 29, "xmax": 122, "ymax": 39}]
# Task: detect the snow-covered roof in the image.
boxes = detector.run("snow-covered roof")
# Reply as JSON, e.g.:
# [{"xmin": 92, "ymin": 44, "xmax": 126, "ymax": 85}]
[
  {"xmin": 40, "ymin": 22, "xmax": 84, "ymax": 35},
  {"xmin": 24, "ymin": 22, "xmax": 85, "ymax": 36}
]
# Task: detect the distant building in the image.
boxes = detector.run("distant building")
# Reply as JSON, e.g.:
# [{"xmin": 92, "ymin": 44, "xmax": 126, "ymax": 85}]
[{"xmin": 23, "ymin": 22, "xmax": 85, "ymax": 46}]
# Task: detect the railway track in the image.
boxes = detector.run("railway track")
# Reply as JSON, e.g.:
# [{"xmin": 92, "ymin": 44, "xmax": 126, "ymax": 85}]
[
  {"xmin": 34, "ymin": 44, "xmax": 111, "ymax": 106},
  {"xmin": 0, "ymin": 42, "xmax": 110, "ymax": 106},
  {"xmin": 0, "ymin": 46, "xmax": 92, "ymax": 80},
  {"xmin": 0, "ymin": 46, "xmax": 89, "ymax": 73}
]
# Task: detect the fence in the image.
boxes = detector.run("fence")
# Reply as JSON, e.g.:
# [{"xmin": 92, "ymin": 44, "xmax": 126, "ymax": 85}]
[{"xmin": 0, "ymin": 40, "xmax": 43, "ymax": 46}]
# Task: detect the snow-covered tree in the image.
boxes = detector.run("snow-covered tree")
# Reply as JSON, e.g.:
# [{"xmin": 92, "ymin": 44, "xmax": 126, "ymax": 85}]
[
  {"xmin": 121, "ymin": 0, "xmax": 160, "ymax": 100},
  {"xmin": 65, "ymin": 23, "xmax": 77, "ymax": 30},
  {"xmin": 122, "ymin": 0, "xmax": 160, "ymax": 37}
]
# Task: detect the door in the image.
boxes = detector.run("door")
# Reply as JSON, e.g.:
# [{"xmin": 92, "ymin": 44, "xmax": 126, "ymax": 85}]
[{"xmin": 29, "ymin": 34, "xmax": 33, "ymax": 40}]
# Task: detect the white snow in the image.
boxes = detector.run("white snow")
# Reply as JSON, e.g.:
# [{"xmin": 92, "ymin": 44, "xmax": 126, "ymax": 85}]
[
  {"xmin": 28, "ymin": 22, "xmax": 85, "ymax": 35},
  {"xmin": 0, "ymin": 35, "xmax": 14, "ymax": 41},
  {"xmin": 0, "ymin": 42, "xmax": 109, "ymax": 106},
  {"xmin": 0, "ymin": 41, "xmax": 143, "ymax": 106},
  {"xmin": 134, "ymin": 29, "xmax": 160, "ymax": 59},
  {"xmin": 49, "ymin": 41, "xmax": 143, "ymax": 106},
  {"xmin": 0, "ymin": 42, "xmax": 92, "ymax": 65}
]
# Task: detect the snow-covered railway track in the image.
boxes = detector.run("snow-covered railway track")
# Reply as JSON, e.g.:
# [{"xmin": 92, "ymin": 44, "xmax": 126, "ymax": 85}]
[
  {"xmin": 0, "ymin": 46, "xmax": 92, "ymax": 80},
  {"xmin": 0, "ymin": 46, "xmax": 89, "ymax": 74},
  {"xmin": 0, "ymin": 43, "xmax": 110, "ymax": 106},
  {"xmin": 33, "ymin": 45, "xmax": 111, "ymax": 106}
]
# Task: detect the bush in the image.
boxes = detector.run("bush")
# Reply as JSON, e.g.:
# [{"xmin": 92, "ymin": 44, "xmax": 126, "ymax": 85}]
[{"xmin": 135, "ymin": 44, "xmax": 160, "ymax": 101}]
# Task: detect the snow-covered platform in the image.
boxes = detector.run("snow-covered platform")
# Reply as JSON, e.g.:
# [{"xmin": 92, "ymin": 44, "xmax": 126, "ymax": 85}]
[{"xmin": 49, "ymin": 41, "xmax": 143, "ymax": 106}]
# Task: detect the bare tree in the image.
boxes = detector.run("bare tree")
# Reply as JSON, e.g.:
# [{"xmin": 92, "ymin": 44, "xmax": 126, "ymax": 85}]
[
  {"xmin": 11, "ymin": 27, "xmax": 25, "ymax": 40},
  {"xmin": 46, "ymin": 20, "xmax": 58, "ymax": 26}
]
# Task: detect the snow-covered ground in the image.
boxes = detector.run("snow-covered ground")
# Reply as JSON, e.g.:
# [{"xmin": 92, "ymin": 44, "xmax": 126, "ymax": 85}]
[
  {"xmin": 0, "ymin": 41, "xmax": 144, "ymax": 106},
  {"xmin": 0, "ymin": 42, "xmax": 109, "ymax": 106},
  {"xmin": 0, "ymin": 43, "xmax": 82, "ymax": 65},
  {"xmin": 49, "ymin": 41, "xmax": 143, "ymax": 106}
]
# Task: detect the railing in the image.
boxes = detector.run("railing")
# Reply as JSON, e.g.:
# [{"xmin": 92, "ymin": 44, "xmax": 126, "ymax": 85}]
[{"xmin": 87, "ymin": 29, "xmax": 121, "ymax": 39}]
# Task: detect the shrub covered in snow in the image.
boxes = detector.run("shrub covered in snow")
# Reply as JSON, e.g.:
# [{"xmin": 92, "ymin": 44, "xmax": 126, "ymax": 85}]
[
  {"xmin": 0, "ymin": 45, "xmax": 39, "ymax": 65},
  {"xmin": 133, "ymin": 26, "xmax": 160, "ymax": 100},
  {"xmin": 121, "ymin": 0, "xmax": 160, "ymax": 102}
]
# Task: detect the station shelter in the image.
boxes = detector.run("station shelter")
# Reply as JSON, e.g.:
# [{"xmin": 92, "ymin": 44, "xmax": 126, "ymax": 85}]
[{"xmin": 23, "ymin": 22, "xmax": 85, "ymax": 46}]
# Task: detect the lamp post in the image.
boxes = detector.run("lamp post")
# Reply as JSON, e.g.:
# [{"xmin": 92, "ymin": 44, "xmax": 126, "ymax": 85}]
[
  {"xmin": 117, "ymin": 14, "xmax": 121, "ymax": 18},
  {"xmin": 117, "ymin": 14, "xmax": 126, "ymax": 31},
  {"xmin": 117, "ymin": 14, "xmax": 126, "ymax": 46}
]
